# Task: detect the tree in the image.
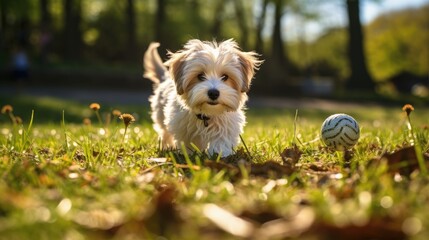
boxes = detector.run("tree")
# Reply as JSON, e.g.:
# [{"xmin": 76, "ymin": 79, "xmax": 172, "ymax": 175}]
[
  {"xmin": 40, "ymin": 0, "xmax": 51, "ymax": 29},
  {"xmin": 63, "ymin": 0, "xmax": 83, "ymax": 59},
  {"xmin": 366, "ymin": 4, "xmax": 429, "ymax": 80},
  {"xmin": 346, "ymin": 0, "xmax": 374, "ymax": 90},
  {"xmin": 233, "ymin": 0, "xmax": 249, "ymax": 49},
  {"xmin": 125, "ymin": 0, "xmax": 136, "ymax": 59},
  {"xmin": 39, "ymin": 0, "xmax": 52, "ymax": 62},
  {"xmin": 255, "ymin": 0, "xmax": 269, "ymax": 54},
  {"xmin": 272, "ymin": 0, "xmax": 288, "ymax": 66},
  {"xmin": 154, "ymin": 0, "xmax": 166, "ymax": 43},
  {"xmin": 0, "ymin": 0, "xmax": 8, "ymax": 51}
]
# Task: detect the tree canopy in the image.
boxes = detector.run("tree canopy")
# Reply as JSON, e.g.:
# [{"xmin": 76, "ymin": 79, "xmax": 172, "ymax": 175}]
[{"xmin": 0, "ymin": 0, "xmax": 427, "ymax": 91}]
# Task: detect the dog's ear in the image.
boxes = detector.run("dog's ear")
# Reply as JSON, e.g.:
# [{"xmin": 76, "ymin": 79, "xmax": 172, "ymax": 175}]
[
  {"xmin": 166, "ymin": 51, "xmax": 187, "ymax": 95},
  {"xmin": 237, "ymin": 51, "xmax": 263, "ymax": 93}
]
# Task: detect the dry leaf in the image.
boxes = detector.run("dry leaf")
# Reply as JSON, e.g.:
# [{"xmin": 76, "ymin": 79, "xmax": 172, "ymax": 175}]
[
  {"xmin": 375, "ymin": 146, "xmax": 429, "ymax": 176},
  {"xmin": 281, "ymin": 145, "xmax": 302, "ymax": 167}
]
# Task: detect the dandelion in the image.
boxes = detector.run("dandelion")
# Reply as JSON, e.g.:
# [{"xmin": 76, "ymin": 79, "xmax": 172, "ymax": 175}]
[
  {"xmin": 1, "ymin": 104, "xmax": 16, "ymax": 125},
  {"xmin": 89, "ymin": 103, "xmax": 100, "ymax": 111},
  {"xmin": 402, "ymin": 104, "xmax": 427, "ymax": 176},
  {"xmin": 119, "ymin": 113, "xmax": 135, "ymax": 144},
  {"xmin": 120, "ymin": 114, "xmax": 135, "ymax": 128},
  {"xmin": 89, "ymin": 103, "xmax": 103, "ymax": 126},
  {"xmin": 1, "ymin": 105, "xmax": 13, "ymax": 114},
  {"xmin": 402, "ymin": 104, "xmax": 414, "ymax": 117}
]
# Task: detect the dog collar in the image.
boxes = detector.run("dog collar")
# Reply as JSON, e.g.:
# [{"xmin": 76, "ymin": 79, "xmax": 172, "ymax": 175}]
[{"xmin": 196, "ymin": 114, "xmax": 210, "ymax": 127}]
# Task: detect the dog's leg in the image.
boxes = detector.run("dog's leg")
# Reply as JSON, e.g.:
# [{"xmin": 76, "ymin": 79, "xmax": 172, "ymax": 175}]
[
  {"xmin": 208, "ymin": 138, "xmax": 236, "ymax": 157},
  {"xmin": 161, "ymin": 130, "xmax": 175, "ymax": 149}
]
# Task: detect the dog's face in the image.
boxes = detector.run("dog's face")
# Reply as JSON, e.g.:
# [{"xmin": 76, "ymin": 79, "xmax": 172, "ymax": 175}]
[{"xmin": 166, "ymin": 39, "xmax": 261, "ymax": 115}]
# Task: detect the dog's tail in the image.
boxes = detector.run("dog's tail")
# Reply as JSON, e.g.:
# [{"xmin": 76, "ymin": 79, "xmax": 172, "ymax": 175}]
[{"xmin": 143, "ymin": 42, "xmax": 168, "ymax": 84}]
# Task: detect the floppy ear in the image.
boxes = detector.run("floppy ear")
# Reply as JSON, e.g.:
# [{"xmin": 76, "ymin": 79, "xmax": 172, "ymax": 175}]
[
  {"xmin": 165, "ymin": 51, "xmax": 187, "ymax": 95},
  {"xmin": 237, "ymin": 51, "xmax": 263, "ymax": 93}
]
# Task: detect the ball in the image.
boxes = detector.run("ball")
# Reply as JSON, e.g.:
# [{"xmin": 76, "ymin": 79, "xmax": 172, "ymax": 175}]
[{"xmin": 320, "ymin": 113, "xmax": 360, "ymax": 150}]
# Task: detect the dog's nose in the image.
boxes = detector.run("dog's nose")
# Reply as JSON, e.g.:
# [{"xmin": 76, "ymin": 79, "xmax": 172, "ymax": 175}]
[{"xmin": 207, "ymin": 89, "xmax": 220, "ymax": 100}]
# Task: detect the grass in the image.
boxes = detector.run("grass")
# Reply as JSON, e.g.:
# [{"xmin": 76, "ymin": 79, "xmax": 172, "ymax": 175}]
[{"xmin": 1, "ymin": 95, "xmax": 429, "ymax": 240}]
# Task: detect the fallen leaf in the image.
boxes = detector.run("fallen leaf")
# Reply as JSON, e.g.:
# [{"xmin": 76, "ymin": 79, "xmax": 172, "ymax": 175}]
[
  {"xmin": 374, "ymin": 146, "xmax": 429, "ymax": 176},
  {"xmin": 280, "ymin": 145, "xmax": 302, "ymax": 167}
]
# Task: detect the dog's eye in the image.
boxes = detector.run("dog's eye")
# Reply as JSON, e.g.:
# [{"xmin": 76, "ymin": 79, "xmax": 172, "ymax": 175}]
[
  {"xmin": 197, "ymin": 73, "xmax": 206, "ymax": 81},
  {"xmin": 221, "ymin": 74, "xmax": 229, "ymax": 81}
]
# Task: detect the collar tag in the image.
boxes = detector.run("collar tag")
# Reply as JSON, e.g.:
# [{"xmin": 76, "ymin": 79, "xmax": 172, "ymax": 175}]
[{"xmin": 196, "ymin": 114, "xmax": 210, "ymax": 127}]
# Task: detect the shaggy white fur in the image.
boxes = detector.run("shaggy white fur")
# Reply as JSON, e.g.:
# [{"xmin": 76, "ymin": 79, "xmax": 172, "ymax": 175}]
[{"xmin": 143, "ymin": 39, "xmax": 261, "ymax": 156}]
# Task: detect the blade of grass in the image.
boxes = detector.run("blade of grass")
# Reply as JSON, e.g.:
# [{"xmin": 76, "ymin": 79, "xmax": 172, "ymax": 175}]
[
  {"xmin": 239, "ymin": 134, "xmax": 252, "ymax": 160},
  {"xmin": 61, "ymin": 110, "xmax": 69, "ymax": 151},
  {"xmin": 181, "ymin": 142, "xmax": 196, "ymax": 175},
  {"xmin": 19, "ymin": 110, "xmax": 34, "ymax": 151}
]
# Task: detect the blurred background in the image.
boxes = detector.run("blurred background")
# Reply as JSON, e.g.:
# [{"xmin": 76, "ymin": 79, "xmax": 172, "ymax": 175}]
[{"xmin": 0, "ymin": 0, "xmax": 428, "ymax": 101}]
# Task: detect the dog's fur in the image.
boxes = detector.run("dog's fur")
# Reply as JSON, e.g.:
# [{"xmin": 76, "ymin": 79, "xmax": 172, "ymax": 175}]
[{"xmin": 143, "ymin": 39, "xmax": 261, "ymax": 156}]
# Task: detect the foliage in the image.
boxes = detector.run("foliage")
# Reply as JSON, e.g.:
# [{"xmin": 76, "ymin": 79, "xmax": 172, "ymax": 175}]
[
  {"xmin": 1, "ymin": 97, "xmax": 429, "ymax": 239},
  {"xmin": 288, "ymin": 3, "xmax": 429, "ymax": 82},
  {"xmin": 1, "ymin": 0, "xmax": 427, "ymax": 88},
  {"xmin": 289, "ymin": 28, "xmax": 349, "ymax": 79},
  {"xmin": 365, "ymin": 5, "xmax": 429, "ymax": 81}
]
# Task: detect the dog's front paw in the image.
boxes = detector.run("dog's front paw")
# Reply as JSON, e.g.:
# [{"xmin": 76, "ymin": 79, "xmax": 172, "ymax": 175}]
[{"xmin": 208, "ymin": 144, "xmax": 234, "ymax": 157}]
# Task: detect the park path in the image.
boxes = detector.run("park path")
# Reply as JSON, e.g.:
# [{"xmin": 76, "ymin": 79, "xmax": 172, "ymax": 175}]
[{"xmin": 1, "ymin": 85, "xmax": 371, "ymax": 111}]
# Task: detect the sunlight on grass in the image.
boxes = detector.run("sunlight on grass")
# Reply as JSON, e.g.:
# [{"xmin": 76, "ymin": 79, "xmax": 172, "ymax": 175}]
[{"xmin": 0, "ymin": 98, "xmax": 429, "ymax": 239}]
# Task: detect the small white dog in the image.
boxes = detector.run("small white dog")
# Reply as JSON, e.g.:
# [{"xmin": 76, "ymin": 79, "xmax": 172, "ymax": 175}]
[{"xmin": 143, "ymin": 39, "xmax": 262, "ymax": 156}]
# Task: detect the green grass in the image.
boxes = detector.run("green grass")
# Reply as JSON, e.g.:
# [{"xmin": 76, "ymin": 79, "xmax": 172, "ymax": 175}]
[{"xmin": 1, "ymin": 96, "xmax": 429, "ymax": 240}]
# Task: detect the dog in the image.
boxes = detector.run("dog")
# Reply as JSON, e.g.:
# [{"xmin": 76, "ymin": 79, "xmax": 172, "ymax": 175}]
[{"xmin": 143, "ymin": 39, "xmax": 262, "ymax": 156}]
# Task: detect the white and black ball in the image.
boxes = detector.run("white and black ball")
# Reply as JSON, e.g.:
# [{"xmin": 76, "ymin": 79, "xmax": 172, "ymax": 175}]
[{"xmin": 321, "ymin": 113, "xmax": 360, "ymax": 150}]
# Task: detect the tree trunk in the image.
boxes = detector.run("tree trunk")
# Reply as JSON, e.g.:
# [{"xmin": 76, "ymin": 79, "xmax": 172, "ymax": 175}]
[
  {"xmin": 346, "ymin": 0, "xmax": 374, "ymax": 90},
  {"xmin": 155, "ymin": 0, "xmax": 166, "ymax": 43},
  {"xmin": 40, "ymin": 0, "xmax": 51, "ymax": 28},
  {"xmin": 255, "ymin": 0, "xmax": 268, "ymax": 54},
  {"xmin": 0, "ymin": 0, "xmax": 7, "ymax": 51},
  {"xmin": 40, "ymin": 0, "xmax": 52, "ymax": 62},
  {"xmin": 63, "ymin": 0, "xmax": 82, "ymax": 60},
  {"xmin": 233, "ymin": 0, "xmax": 248, "ymax": 49},
  {"xmin": 272, "ymin": 0, "xmax": 287, "ymax": 66},
  {"xmin": 211, "ymin": 0, "xmax": 225, "ymax": 39},
  {"xmin": 126, "ymin": 0, "xmax": 136, "ymax": 59},
  {"xmin": 189, "ymin": 0, "xmax": 205, "ymax": 39}
]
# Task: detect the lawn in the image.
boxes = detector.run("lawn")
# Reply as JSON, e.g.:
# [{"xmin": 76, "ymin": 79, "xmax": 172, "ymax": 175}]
[{"xmin": 1, "ymin": 95, "xmax": 429, "ymax": 240}]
